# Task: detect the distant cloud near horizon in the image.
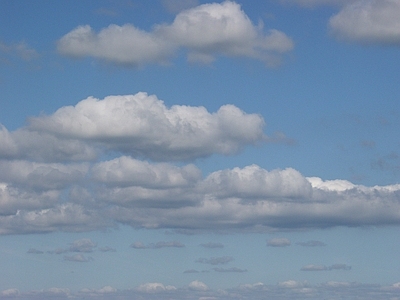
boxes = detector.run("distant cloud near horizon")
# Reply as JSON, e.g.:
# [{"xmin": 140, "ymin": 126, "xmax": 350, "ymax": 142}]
[{"xmin": 267, "ymin": 238, "xmax": 291, "ymax": 247}]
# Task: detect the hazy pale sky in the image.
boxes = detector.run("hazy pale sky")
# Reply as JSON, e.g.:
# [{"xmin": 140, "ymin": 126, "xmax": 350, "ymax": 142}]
[{"xmin": 1, "ymin": 0, "xmax": 400, "ymax": 299}]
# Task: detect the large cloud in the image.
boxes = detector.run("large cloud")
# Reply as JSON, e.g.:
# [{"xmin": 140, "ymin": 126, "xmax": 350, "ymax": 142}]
[
  {"xmin": 57, "ymin": 1, "xmax": 294, "ymax": 67},
  {"xmin": 329, "ymin": 0, "xmax": 400, "ymax": 45},
  {"xmin": 28, "ymin": 92, "xmax": 266, "ymax": 161}
]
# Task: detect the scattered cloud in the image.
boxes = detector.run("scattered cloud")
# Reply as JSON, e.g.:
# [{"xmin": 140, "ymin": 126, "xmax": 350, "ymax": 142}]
[
  {"xmin": 296, "ymin": 240, "xmax": 326, "ymax": 247},
  {"xmin": 213, "ymin": 267, "xmax": 247, "ymax": 273},
  {"xmin": 329, "ymin": 0, "xmax": 400, "ymax": 45},
  {"xmin": 267, "ymin": 238, "xmax": 291, "ymax": 247},
  {"xmin": 57, "ymin": 1, "xmax": 294, "ymax": 67},
  {"xmin": 136, "ymin": 282, "xmax": 177, "ymax": 293},
  {"xmin": 196, "ymin": 256, "xmax": 234, "ymax": 265},
  {"xmin": 188, "ymin": 280, "xmax": 208, "ymax": 291},
  {"xmin": 301, "ymin": 264, "xmax": 351, "ymax": 271},
  {"xmin": 69, "ymin": 238, "xmax": 97, "ymax": 252},
  {"xmin": 200, "ymin": 242, "xmax": 224, "ymax": 249},
  {"xmin": 131, "ymin": 241, "xmax": 185, "ymax": 249},
  {"xmin": 0, "ymin": 41, "xmax": 39, "ymax": 62}
]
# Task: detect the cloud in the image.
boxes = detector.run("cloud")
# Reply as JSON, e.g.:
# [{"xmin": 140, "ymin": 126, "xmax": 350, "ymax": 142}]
[
  {"xmin": 188, "ymin": 280, "xmax": 208, "ymax": 291},
  {"xmin": 28, "ymin": 93, "xmax": 266, "ymax": 161},
  {"xmin": 63, "ymin": 254, "xmax": 93, "ymax": 262},
  {"xmin": 136, "ymin": 282, "xmax": 177, "ymax": 293},
  {"xmin": 131, "ymin": 241, "xmax": 185, "ymax": 249},
  {"xmin": 183, "ymin": 269, "xmax": 200, "ymax": 273},
  {"xmin": 267, "ymin": 238, "xmax": 291, "ymax": 247},
  {"xmin": 301, "ymin": 264, "xmax": 351, "ymax": 271},
  {"xmin": 69, "ymin": 238, "xmax": 97, "ymax": 252},
  {"xmin": 213, "ymin": 267, "xmax": 247, "ymax": 273},
  {"xmin": 296, "ymin": 240, "xmax": 326, "ymax": 247},
  {"xmin": 0, "ymin": 41, "xmax": 39, "ymax": 62},
  {"xmin": 329, "ymin": 0, "xmax": 400, "ymax": 45},
  {"xmin": 57, "ymin": 1, "xmax": 293, "ymax": 67},
  {"xmin": 200, "ymin": 242, "xmax": 224, "ymax": 249},
  {"xmin": 196, "ymin": 256, "xmax": 233, "ymax": 265},
  {"xmin": 99, "ymin": 246, "xmax": 116, "ymax": 252}
]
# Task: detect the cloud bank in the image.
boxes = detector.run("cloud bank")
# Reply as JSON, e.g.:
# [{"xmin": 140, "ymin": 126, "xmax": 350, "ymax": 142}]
[
  {"xmin": 57, "ymin": 1, "xmax": 294, "ymax": 67},
  {"xmin": 1, "ymin": 92, "xmax": 400, "ymax": 235}
]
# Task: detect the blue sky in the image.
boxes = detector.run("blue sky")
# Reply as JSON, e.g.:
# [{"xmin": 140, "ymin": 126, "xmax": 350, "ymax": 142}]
[{"xmin": 0, "ymin": 0, "xmax": 400, "ymax": 299}]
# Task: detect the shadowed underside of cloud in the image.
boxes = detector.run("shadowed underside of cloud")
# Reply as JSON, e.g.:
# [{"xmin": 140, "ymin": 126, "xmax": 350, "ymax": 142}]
[
  {"xmin": 0, "ymin": 92, "xmax": 400, "ymax": 234},
  {"xmin": 2, "ymin": 280, "xmax": 400, "ymax": 300},
  {"xmin": 329, "ymin": 0, "xmax": 400, "ymax": 45},
  {"xmin": 57, "ymin": 1, "xmax": 294, "ymax": 67}
]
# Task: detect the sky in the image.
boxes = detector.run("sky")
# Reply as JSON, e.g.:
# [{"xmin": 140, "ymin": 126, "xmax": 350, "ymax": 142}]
[{"xmin": 0, "ymin": 0, "xmax": 400, "ymax": 299}]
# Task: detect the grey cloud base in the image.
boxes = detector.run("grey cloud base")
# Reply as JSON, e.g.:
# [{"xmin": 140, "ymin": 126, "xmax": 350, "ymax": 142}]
[{"xmin": 1, "ymin": 92, "xmax": 400, "ymax": 234}]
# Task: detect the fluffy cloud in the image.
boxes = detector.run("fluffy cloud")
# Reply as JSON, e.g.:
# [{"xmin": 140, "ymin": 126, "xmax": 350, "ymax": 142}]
[
  {"xmin": 63, "ymin": 254, "xmax": 93, "ymax": 262},
  {"xmin": 28, "ymin": 93, "xmax": 266, "ymax": 161},
  {"xmin": 57, "ymin": 1, "xmax": 293, "ymax": 67},
  {"xmin": 188, "ymin": 280, "xmax": 209, "ymax": 291},
  {"xmin": 329, "ymin": 0, "xmax": 400, "ymax": 45},
  {"xmin": 69, "ymin": 238, "xmax": 97, "ymax": 252},
  {"xmin": 136, "ymin": 282, "xmax": 177, "ymax": 293},
  {"xmin": 267, "ymin": 238, "xmax": 291, "ymax": 247}
]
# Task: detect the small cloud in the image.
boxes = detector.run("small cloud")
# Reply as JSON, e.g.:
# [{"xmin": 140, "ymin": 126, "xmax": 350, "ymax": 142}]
[
  {"xmin": 131, "ymin": 241, "xmax": 185, "ymax": 249},
  {"xmin": 267, "ymin": 238, "xmax": 291, "ymax": 247},
  {"xmin": 188, "ymin": 280, "xmax": 208, "ymax": 291},
  {"xmin": 48, "ymin": 248, "xmax": 68, "ymax": 254},
  {"xmin": 69, "ymin": 238, "xmax": 97, "ymax": 253},
  {"xmin": 196, "ymin": 256, "xmax": 233, "ymax": 265},
  {"xmin": 183, "ymin": 269, "xmax": 199, "ymax": 273},
  {"xmin": 27, "ymin": 248, "xmax": 43, "ymax": 254},
  {"xmin": 213, "ymin": 267, "xmax": 247, "ymax": 273},
  {"xmin": 200, "ymin": 242, "xmax": 224, "ymax": 249},
  {"xmin": 296, "ymin": 240, "xmax": 326, "ymax": 247},
  {"xmin": 1, "ymin": 289, "xmax": 19, "ymax": 296},
  {"xmin": 64, "ymin": 254, "xmax": 93, "ymax": 262},
  {"xmin": 131, "ymin": 241, "xmax": 146, "ymax": 249},
  {"xmin": 278, "ymin": 280, "xmax": 305, "ymax": 288},
  {"xmin": 301, "ymin": 264, "xmax": 351, "ymax": 271}
]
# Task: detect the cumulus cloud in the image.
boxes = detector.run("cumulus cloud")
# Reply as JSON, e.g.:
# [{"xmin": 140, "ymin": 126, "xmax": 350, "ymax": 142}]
[
  {"xmin": 267, "ymin": 238, "xmax": 291, "ymax": 247},
  {"xmin": 196, "ymin": 256, "xmax": 233, "ymax": 265},
  {"xmin": 188, "ymin": 280, "xmax": 208, "ymax": 291},
  {"xmin": 136, "ymin": 282, "xmax": 177, "ymax": 293},
  {"xmin": 329, "ymin": 0, "xmax": 400, "ymax": 45},
  {"xmin": 28, "ymin": 93, "xmax": 266, "ymax": 161},
  {"xmin": 57, "ymin": 1, "xmax": 293, "ymax": 67},
  {"xmin": 69, "ymin": 238, "xmax": 97, "ymax": 252}
]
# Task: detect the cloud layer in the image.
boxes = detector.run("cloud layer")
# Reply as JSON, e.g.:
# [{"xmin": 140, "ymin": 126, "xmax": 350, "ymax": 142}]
[
  {"xmin": 1, "ymin": 91, "xmax": 400, "ymax": 234},
  {"xmin": 57, "ymin": 1, "xmax": 294, "ymax": 67}
]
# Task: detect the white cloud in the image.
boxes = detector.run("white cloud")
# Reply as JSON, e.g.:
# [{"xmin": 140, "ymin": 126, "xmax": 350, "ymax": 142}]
[
  {"xmin": 267, "ymin": 238, "xmax": 291, "ymax": 247},
  {"xmin": 188, "ymin": 280, "xmax": 209, "ymax": 291},
  {"xmin": 136, "ymin": 282, "xmax": 177, "ymax": 293},
  {"xmin": 69, "ymin": 238, "xmax": 97, "ymax": 252},
  {"xmin": 329, "ymin": 0, "xmax": 400, "ymax": 45},
  {"xmin": 28, "ymin": 93, "xmax": 266, "ymax": 161},
  {"xmin": 301, "ymin": 264, "xmax": 328, "ymax": 271},
  {"xmin": 57, "ymin": 1, "xmax": 293, "ymax": 67}
]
